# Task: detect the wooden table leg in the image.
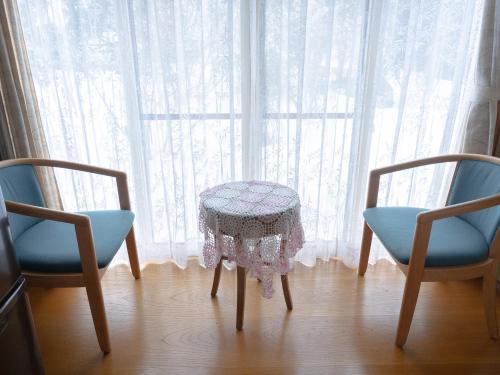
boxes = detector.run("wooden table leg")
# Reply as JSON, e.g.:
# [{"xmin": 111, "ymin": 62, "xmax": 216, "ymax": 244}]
[
  {"xmin": 281, "ymin": 274, "xmax": 293, "ymax": 310},
  {"xmin": 211, "ymin": 235, "xmax": 225, "ymax": 297},
  {"xmin": 236, "ymin": 266, "xmax": 246, "ymax": 330},
  {"xmin": 279, "ymin": 239, "xmax": 293, "ymax": 310},
  {"xmin": 211, "ymin": 259, "xmax": 223, "ymax": 297}
]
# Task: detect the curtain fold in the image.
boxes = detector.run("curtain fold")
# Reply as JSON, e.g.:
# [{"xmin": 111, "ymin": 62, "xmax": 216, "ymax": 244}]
[
  {"xmin": 462, "ymin": 0, "xmax": 500, "ymax": 156},
  {"xmin": 0, "ymin": 0, "xmax": 61, "ymax": 208},
  {"xmin": 16, "ymin": 0, "xmax": 484, "ymax": 268}
]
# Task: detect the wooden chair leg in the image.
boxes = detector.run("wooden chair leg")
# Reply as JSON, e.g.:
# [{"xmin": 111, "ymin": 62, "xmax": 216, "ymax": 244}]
[
  {"xmin": 125, "ymin": 226, "xmax": 141, "ymax": 279},
  {"xmin": 483, "ymin": 261, "xmax": 499, "ymax": 339},
  {"xmin": 75, "ymin": 221, "xmax": 111, "ymax": 353},
  {"xmin": 85, "ymin": 279, "xmax": 111, "ymax": 353},
  {"xmin": 395, "ymin": 273, "xmax": 423, "ymax": 348},
  {"xmin": 395, "ymin": 221, "xmax": 431, "ymax": 347},
  {"xmin": 358, "ymin": 222, "xmax": 373, "ymax": 276},
  {"xmin": 211, "ymin": 259, "xmax": 223, "ymax": 297},
  {"xmin": 236, "ymin": 266, "xmax": 246, "ymax": 331},
  {"xmin": 281, "ymin": 274, "xmax": 293, "ymax": 310}
]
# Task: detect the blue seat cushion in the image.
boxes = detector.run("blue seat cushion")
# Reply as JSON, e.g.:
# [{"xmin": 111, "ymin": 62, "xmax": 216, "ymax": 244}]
[
  {"xmin": 13, "ymin": 210, "xmax": 134, "ymax": 273},
  {"xmin": 364, "ymin": 207, "xmax": 489, "ymax": 267}
]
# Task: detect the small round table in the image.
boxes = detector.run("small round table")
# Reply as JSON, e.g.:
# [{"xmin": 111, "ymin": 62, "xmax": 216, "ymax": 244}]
[{"xmin": 198, "ymin": 181, "xmax": 305, "ymax": 330}]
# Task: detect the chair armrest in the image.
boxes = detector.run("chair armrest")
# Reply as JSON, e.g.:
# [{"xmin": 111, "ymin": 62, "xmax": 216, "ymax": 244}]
[
  {"xmin": 365, "ymin": 154, "xmax": 497, "ymax": 208},
  {"xmin": 370, "ymin": 154, "xmax": 466, "ymax": 177},
  {"xmin": 405, "ymin": 194, "xmax": 500, "ymax": 276},
  {"xmin": 12, "ymin": 158, "xmax": 125, "ymax": 178},
  {"xmin": 417, "ymin": 194, "xmax": 500, "ymax": 224},
  {"xmin": 5, "ymin": 200, "xmax": 90, "ymax": 225},
  {"xmin": 5, "ymin": 201, "xmax": 100, "ymax": 271},
  {"xmin": 7, "ymin": 158, "xmax": 133, "ymax": 211}
]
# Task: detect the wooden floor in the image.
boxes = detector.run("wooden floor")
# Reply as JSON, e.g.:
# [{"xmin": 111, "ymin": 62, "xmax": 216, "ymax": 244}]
[{"xmin": 28, "ymin": 259, "xmax": 500, "ymax": 374}]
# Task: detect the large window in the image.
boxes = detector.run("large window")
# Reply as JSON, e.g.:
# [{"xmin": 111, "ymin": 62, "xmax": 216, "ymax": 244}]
[{"xmin": 18, "ymin": 0, "xmax": 483, "ymax": 266}]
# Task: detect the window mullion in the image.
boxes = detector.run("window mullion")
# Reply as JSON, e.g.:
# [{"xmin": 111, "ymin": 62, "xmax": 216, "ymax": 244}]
[{"xmin": 241, "ymin": 0, "xmax": 264, "ymax": 181}]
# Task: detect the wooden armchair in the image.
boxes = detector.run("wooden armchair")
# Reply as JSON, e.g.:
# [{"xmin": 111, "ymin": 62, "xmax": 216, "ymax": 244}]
[
  {"xmin": 358, "ymin": 154, "xmax": 500, "ymax": 347},
  {"xmin": 0, "ymin": 158, "xmax": 141, "ymax": 353}
]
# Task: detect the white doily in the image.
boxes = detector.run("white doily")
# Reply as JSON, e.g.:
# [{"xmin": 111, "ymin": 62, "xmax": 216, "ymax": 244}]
[{"xmin": 199, "ymin": 181, "xmax": 305, "ymax": 298}]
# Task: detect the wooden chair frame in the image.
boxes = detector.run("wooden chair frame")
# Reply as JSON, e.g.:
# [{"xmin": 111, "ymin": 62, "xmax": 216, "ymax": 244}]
[
  {"xmin": 0, "ymin": 158, "xmax": 141, "ymax": 353},
  {"xmin": 357, "ymin": 153, "xmax": 500, "ymax": 347}
]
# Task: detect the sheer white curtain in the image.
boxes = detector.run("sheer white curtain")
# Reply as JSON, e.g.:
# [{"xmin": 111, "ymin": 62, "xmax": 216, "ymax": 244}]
[
  {"xmin": 256, "ymin": 0, "xmax": 484, "ymax": 266},
  {"xmin": 17, "ymin": 0, "xmax": 483, "ymax": 268},
  {"xmin": 17, "ymin": 0, "xmax": 242, "ymax": 267}
]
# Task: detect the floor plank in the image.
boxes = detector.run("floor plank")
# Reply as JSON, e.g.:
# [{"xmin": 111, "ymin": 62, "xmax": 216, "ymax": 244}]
[{"xmin": 28, "ymin": 259, "xmax": 500, "ymax": 374}]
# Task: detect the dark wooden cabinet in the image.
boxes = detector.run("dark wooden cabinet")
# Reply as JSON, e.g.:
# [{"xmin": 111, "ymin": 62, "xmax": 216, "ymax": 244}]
[{"xmin": 0, "ymin": 187, "xmax": 44, "ymax": 374}]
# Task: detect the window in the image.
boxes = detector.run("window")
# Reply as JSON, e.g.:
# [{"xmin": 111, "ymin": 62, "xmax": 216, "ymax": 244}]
[{"xmin": 17, "ymin": 0, "xmax": 483, "ymax": 265}]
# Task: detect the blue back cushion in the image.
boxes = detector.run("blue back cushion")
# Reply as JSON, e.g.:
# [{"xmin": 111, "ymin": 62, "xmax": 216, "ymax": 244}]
[
  {"xmin": 0, "ymin": 165, "xmax": 45, "ymax": 240},
  {"xmin": 447, "ymin": 160, "xmax": 500, "ymax": 244}
]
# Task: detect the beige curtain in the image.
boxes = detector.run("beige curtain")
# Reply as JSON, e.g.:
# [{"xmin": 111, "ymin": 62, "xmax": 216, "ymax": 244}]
[
  {"xmin": 0, "ymin": 0, "xmax": 61, "ymax": 208},
  {"xmin": 460, "ymin": 0, "xmax": 500, "ymax": 280},
  {"xmin": 462, "ymin": 0, "xmax": 500, "ymax": 156}
]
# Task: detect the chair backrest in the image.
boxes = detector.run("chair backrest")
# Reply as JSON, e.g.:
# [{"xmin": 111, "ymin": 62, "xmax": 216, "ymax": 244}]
[
  {"xmin": 447, "ymin": 159, "xmax": 500, "ymax": 244},
  {"xmin": 0, "ymin": 164, "xmax": 45, "ymax": 240}
]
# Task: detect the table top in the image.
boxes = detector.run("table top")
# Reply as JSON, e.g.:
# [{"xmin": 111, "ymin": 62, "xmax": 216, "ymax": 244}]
[
  {"xmin": 200, "ymin": 180, "xmax": 299, "ymax": 217},
  {"xmin": 199, "ymin": 181, "xmax": 301, "ymax": 237}
]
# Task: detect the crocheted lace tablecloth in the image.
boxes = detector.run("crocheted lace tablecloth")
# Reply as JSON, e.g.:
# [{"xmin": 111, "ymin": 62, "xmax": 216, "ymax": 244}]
[{"xmin": 199, "ymin": 181, "xmax": 305, "ymax": 298}]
